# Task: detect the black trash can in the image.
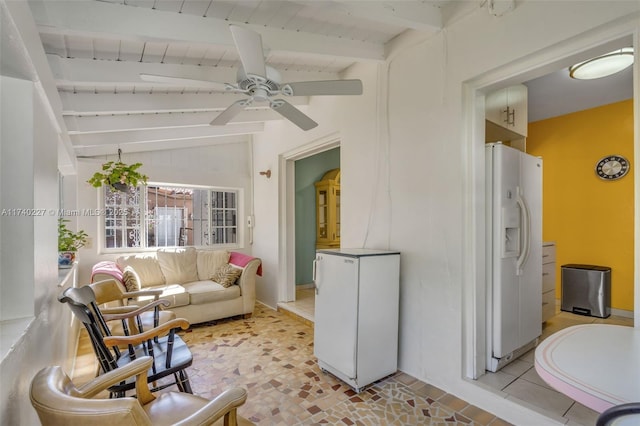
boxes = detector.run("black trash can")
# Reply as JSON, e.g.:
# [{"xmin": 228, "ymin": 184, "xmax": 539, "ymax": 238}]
[{"xmin": 561, "ymin": 264, "xmax": 611, "ymax": 318}]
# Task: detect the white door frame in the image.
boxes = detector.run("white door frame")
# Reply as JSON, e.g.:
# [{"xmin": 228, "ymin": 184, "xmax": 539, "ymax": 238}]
[
  {"xmin": 278, "ymin": 132, "xmax": 341, "ymax": 303},
  {"xmin": 462, "ymin": 21, "xmax": 639, "ymax": 379}
]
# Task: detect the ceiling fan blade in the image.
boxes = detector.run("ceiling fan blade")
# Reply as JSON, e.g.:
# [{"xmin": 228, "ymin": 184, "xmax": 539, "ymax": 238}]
[
  {"xmin": 270, "ymin": 99, "xmax": 318, "ymax": 131},
  {"xmin": 210, "ymin": 99, "xmax": 250, "ymax": 126},
  {"xmin": 282, "ymin": 79, "xmax": 363, "ymax": 96},
  {"xmin": 140, "ymin": 73, "xmax": 234, "ymax": 91},
  {"xmin": 229, "ymin": 25, "xmax": 267, "ymax": 78}
]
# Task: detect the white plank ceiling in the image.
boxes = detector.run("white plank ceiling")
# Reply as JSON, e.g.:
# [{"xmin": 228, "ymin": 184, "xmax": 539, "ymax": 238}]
[
  {"xmin": 30, "ymin": 0, "xmax": 459, "ymax": 157},
  {"xmin": 25, "ymin": 0, "xmax": 632, "ymax": 159}
]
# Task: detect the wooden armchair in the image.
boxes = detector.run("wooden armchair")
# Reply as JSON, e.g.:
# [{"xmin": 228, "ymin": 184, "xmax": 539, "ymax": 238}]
[
  {"xmin": 30, "ymin": 356, "xmax": 253, "ymax": 426},
  {"xmin": 90, "ymin": 278, "xmax": 176, "ymax": 337},
  {"xmin": 59, "ymin": 285, "xmax": 193, "ymax": 397}
]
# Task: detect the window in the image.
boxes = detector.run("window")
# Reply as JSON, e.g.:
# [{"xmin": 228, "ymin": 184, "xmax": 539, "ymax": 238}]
[{"xmin": 103, "ymin": 184, "xmax": 239, "ymax": 249}]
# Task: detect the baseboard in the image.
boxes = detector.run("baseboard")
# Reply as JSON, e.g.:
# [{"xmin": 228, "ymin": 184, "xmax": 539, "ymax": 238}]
[
  {"xmin": 256, "ymin": 300, "xmax": 277, "ymax": 311},
  {"xmin": 555, "ymin": 299, "xmax": 634, "ymax": 319},
  {"xmin": 611, "ymin": 307, "xmax": 634, "ymax": 319}
]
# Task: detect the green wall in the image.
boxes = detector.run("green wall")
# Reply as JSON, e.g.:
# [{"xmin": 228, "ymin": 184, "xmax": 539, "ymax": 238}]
[{"xmin": 295, "ymin": 148, "xmax": 340, "ymax": 285}]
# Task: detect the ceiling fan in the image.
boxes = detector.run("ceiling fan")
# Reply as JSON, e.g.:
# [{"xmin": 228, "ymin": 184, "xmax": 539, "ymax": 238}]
[{"xmin": 140, "ymin": 25, "xmax": 363, "ymax": 131}]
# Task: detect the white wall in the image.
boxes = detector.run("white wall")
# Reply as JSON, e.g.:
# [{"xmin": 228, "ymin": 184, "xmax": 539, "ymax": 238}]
[
  {"xmin": 251, "ymin": 62, "xmax": 381, "ymax": 308},
  {"xmin": 73, "ymin": 141, "xmax": 255, "ymax": 285},
  {"xmin": 0, "ymin": 76, "xmax": 74, "ymax": 425},
  {"xmin": 252, "ymin": 2, "xmax": 640, "ymax": 424},
  {"xmin": 1, "ymin": 76, "xmax": 36, "ymax": 320}
]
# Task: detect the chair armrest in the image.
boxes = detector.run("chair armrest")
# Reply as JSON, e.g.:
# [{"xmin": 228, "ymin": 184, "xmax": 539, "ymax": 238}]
[
  {"xmin": 173, "ymin": 387, "xmax": 248, "ymax": 426},
  {"xmin": 102, "ymin": 318, "xmax": 190, "ymax": 347},
  {"xmin": 122, "ymin": 288, "xmax": 164, "ymax": 300},
  {"xmin": 75, "ymin": 356, "xmax": 153, "ymax": 398},
  {"xmin": 100, "ymin": 305, "xmax": 139, "ymax": 315},
  {"xmin": 102, "ymin": 299, "xmax": 170, "ymax": 321}
]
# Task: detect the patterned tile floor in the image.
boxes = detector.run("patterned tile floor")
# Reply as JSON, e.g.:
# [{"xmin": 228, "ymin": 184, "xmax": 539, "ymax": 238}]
[
  {"xmin": 73, "ymin": 303, "xmax": 512, "ymax": 425},
  {"xmin": 278, "ymin": 288, "xmax": 636, "ymax": 425}
]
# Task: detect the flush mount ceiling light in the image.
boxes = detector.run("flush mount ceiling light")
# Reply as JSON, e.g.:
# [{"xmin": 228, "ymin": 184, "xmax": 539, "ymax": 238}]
[{"xmin": 569, "ymin": 47, "xmax": 634, "ymax": 80}]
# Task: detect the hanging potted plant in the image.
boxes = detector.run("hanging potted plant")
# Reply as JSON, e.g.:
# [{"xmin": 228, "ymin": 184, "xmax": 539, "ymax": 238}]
[
  {"xmin": 58, "ymin": 218, "xmax": 89, "ymax": 268},
  {"xmin": 87, "ymin": 149, "xmax": 148, "ymax": 192}
]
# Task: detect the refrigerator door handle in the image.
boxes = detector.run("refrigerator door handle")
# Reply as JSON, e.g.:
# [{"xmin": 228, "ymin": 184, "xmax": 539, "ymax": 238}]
[
  {"xmin": 516, "ymin": 187, "xmax": 531, "ymax": 276},
  {"xmin": 312, "ymin": 259, "xmax": 319, "ymax": 294}
]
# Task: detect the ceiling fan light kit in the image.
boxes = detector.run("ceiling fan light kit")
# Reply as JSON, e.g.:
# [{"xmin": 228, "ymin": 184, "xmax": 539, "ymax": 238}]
[
  {"xmin": 569, "ymin": 47, "xmax": 634, "ymax": 80},
  {"xmin": 140, "ymin": 25, "xmax": 363, "ymax": 131}
]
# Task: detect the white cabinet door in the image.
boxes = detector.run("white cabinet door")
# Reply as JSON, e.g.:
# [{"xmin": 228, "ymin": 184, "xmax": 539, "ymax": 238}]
[
  {"xmin": 507, "ymin": 85, "xmax": 528, "ymax": 137},
  {"xmin": 486, "ymin": 84, "xmax": 528, "ymax": 138}
]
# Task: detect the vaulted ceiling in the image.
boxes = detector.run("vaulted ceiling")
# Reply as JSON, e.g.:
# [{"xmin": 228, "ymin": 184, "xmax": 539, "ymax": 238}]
[
  {"xmin": 28, "ymin": 0, "xmax": 467, "ymax": 158},
  {"xmin": 7, "ymin": 1, "xmax": 632, "ymax": 164}
]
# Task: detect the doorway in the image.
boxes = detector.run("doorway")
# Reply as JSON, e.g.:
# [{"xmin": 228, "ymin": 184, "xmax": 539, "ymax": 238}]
[
  {"xmin": 278, "ymin": 133, "xmax": 341, "ymax": 310},
  {"xmin": 278, "ymin": 146, "xmax": 340, "ymax": 321},
  {"xmin": 463, "ymin": 26, "xmax": 638, "ymax": 391}
]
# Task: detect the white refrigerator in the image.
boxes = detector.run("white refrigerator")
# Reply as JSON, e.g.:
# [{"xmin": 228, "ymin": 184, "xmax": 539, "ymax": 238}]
[
  {"xmin": 313, "ymin": 248, "xmax": 400, "ymax": 392},
  {"xmin": 486, "ymin": 143, "xmax": 542, "ymax": 372}
]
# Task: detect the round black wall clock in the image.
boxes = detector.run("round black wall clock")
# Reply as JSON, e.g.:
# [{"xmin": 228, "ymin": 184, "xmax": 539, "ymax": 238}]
[{"xmin": 595, "ymin": 155, "xmax": 630, "ymax": 180}]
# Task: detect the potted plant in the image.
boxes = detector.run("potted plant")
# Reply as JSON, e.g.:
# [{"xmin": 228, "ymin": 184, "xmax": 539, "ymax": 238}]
[
  {"xmin": 58, "ymin": 218, "xmax": 89, "ymax": 268},
  {"xmin": 87, "ymin": 160, "xmax": 148, "ymax": 192}
]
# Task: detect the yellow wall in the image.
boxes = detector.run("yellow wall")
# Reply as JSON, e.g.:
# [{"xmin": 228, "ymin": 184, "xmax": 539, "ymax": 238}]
[{"xmin": 527, "ymin": 99, "xmax": 634, "ymax": 312}]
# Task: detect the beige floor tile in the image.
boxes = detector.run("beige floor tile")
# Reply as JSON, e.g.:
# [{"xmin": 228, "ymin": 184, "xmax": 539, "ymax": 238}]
[
  {"xmin": 519, "ymin": 366, "xmax": 552, "ymax": 389},
  {"xmin": 564, "ymin": 401, "xmax": 599, "ymax": 426},
  {"xmin": 476, "ymin": 370, "xmax": 517, "ymax": 392},
  {"xmin": 503, "ymin": 378, "xmax": 575, "ymax": 418},
  {"xmin": 500, "ymin": 359, "xmax": 532, "ymax": 377},
  {"xmin": 479, "ymin": 310, "xmax": 631, "ymax": 424}
]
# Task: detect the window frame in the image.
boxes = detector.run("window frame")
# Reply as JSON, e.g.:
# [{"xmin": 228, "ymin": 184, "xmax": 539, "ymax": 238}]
[{"xmin": 98, "ymin": 182, "xmax": 243, "ymax": 253}]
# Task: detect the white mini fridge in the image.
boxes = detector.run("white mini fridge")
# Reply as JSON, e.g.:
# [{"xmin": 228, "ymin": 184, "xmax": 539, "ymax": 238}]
[{"xmin": 313, "ymin": 248, "xmax": 400, "ymax": 392}]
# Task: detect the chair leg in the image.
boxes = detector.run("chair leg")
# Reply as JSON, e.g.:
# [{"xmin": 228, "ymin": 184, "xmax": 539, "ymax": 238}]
[
  {"xmin": 110, "ymin": 390, "xmax": 125, "ymax": 398},
  {"xmin": 174, "ymin": 372, "xmax": 184, "ymax": 392},
  {"xmin": 224, "ymin": 409, "xmax": 238, "ymax": 426},
  {"xmin": 178, "ymin": 369, "xmax": 193, "ymax": 394}
]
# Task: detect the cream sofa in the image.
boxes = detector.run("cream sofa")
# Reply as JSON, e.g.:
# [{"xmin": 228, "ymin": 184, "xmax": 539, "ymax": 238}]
[{"xmin": 91, "ymin": 248, "xmax": 262, "ymax": 325}]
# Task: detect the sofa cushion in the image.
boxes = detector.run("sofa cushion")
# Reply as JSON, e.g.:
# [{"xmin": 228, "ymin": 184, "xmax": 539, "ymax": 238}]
[
  {"xmin": 121, "ymin": 266, "xmax": 141, "ymax": 292},
  {"xmin": 142, "ymin": 284, "xmax": 190, "ymax": 308},
  {"xmin": 182, "ymin": 280, "xmax": 241, "ymax": 305},
  {"xmin": 196, "ymin": 249, "xmax": 230, "ymax": 281},
  {"xmin": 157, "ymin": 247, "xmax": 199, "ymax": 284},
  {"xmin": 116, "ymin": 254, "xmax": 166, "ymax": 287},
  {"xmin": 210, "ymin": 264, "xmax": 243, "ymax": 288}
]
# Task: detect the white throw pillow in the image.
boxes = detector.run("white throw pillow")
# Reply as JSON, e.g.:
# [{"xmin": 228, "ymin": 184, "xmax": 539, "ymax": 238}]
[
  {"xmin": 157, "ymin": 247, "xmax": 199, "ymax": 284},
  {"xmin": 196, "ymin": 249, "xmax": 230, "ymax": 281},
  {"xmin": 116, "ymin": 254, "xmax": 165, "ymax": 287}
]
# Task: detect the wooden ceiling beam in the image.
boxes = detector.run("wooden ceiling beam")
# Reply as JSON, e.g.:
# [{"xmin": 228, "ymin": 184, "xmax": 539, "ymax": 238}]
[
  {"xmin": 31, "ymin": 0, "xmax": 385, "ymax": 62},
  {"xmin": 59, "ymin": 92, "xmax": 309, "ymax": 115},
  {"xmin": 47, "ymin": 56, "xmax": 341, "ymax": 89},
  {"xmin": 74, "ymin": 135, "xmax": 250, "ymax": 157},
  {"xmin": 65, "ymin": 110, "xmax": 282, "ymax": 133},
  {"xmin": 70, "ymin": 123, "xmax": 264, "ymax": 147}
]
